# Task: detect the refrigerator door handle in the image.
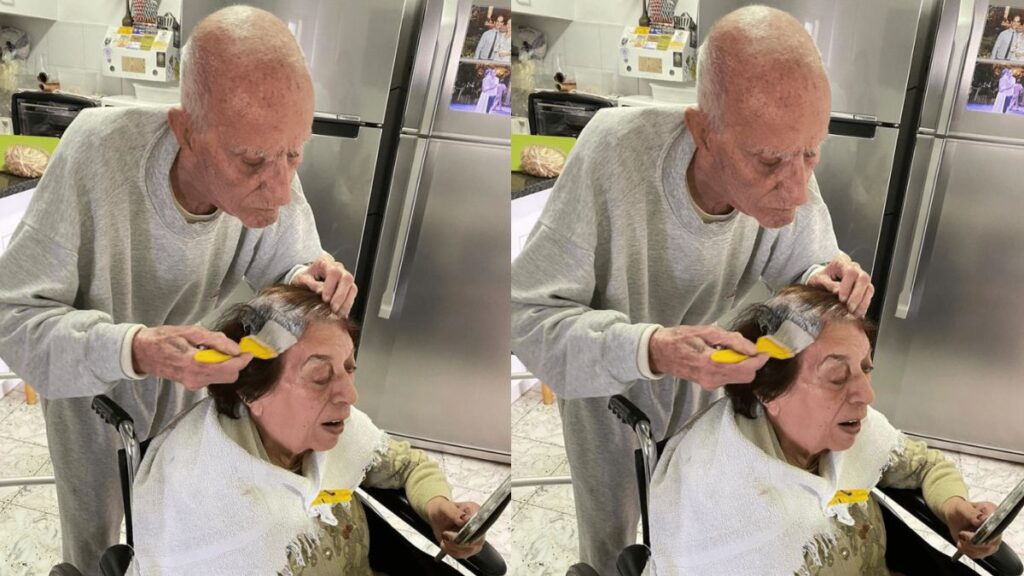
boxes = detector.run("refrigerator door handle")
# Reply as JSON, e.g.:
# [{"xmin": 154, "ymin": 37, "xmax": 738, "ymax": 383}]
[
  {"xmin": 378, "ymin": 138, "xmax": 430, "ymax": 320},
  {"xmin": 895, "ymin": 140, "xmax": 945, "ymax": 320},
  {"xmin": 920, "ymin": 0, "xmax": 962, "ymax": 133},
  {"xmin": 405, "ymin": 0, "xmax": 458, "ymax": 134}
]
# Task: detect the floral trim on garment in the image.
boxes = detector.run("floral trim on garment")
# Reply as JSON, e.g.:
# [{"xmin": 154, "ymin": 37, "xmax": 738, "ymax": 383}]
[{"xmin": 797, "ymin": 433, "xmax": 908, "ymax": 575}]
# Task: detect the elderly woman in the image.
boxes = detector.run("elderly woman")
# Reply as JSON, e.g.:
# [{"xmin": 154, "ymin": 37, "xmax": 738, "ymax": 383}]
[
  {"xmin": 649, "ymin": 285, "xmax": 1001, "ymax": 576},
  {"xmin": 129, "ymin": 285, "xmax": 485, "ymax": 575}
]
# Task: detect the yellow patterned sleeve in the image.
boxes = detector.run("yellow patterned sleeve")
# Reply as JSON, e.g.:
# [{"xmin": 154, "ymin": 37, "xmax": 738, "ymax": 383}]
[
  {"xmin": 879, "ymin": 437, "xmax": 968, "ymax": 523},
  {"xmin": 362, "ymin": 437, "xmax": 453, "ymax": 520}
]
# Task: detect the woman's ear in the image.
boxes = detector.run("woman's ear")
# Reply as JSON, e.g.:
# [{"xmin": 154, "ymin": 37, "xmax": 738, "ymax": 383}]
[
  {"xmin": 762, "ymin": 397, "xmax": 781, "ymax": 417},
  {"xmin": 246, "ymin": 396, "xmax": 264, "ymax": 418}
]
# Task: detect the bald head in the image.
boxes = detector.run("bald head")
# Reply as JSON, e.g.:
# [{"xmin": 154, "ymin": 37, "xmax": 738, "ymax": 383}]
[
  {"xmin": 697, "ymin": 5, "xmax": 829, "ymax": 130},
  {"xmin": 181, "ymin": 6, "xmax": 311, "ymax": 129}
]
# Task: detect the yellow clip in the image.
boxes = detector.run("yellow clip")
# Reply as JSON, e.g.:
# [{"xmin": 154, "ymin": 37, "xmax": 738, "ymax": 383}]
[
  {"xmin": 709, "ymin": 336, "xmax": 795, "ymax": 364},
  {"xmin": 311, "ymin": 489, "xmax": 353, "ymax": 506},
  {"xmin": 193, "ymin": 335, "xmax": 277, "ymax": 364},
  {"xmin": 828, "ymin": 489, "xmax": 870, "ymax": 507}
]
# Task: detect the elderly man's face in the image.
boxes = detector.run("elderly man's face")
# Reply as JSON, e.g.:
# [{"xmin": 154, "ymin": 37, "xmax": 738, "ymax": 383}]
[
  {"xmin": 188, "ymin": 78, "xmax": 314, "ymax": 229},
  {"xmin": 765, "ymin": 321, "xmax": 875, "ymax": 460},
  {"xmin": 249, "ymin": 321, "xmax": 358, "ymax": 456},
  {"xmin": 700, "ymin": 76, "xmax": 830, "ymax": 229}
]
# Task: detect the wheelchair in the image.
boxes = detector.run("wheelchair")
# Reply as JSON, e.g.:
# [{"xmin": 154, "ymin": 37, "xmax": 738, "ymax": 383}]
[
  {"xmin": 564, "ymin": 395, "xmax": 1024, "ymax": 576},
  {"xmin": 49, "ymin": 395, "xmax": 507, "ymax": 576}
]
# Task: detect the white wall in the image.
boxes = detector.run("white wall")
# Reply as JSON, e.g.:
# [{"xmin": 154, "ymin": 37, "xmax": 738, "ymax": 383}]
[
  {"xmin": 0, "ymin": 0, "xmax": 183, "ymax": 97},
  {"xmin": 516, "ymin": 0, "xmax": 700, "ymax": 100}
]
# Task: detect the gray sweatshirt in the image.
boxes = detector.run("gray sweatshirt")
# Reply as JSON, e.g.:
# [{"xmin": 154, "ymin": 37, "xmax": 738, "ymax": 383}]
[
  {"xmin": 0, "ymin": 106, "xmax": 323, "ymax": 400},
  {"xmin": 511, "ymin": 106, "xmax": 840, "ymax": 402}
]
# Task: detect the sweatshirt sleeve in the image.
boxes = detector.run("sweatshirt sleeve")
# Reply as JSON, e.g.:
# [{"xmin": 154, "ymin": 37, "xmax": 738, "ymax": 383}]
[
  {"xmin": 511, "ymin": 222, "xmax": 657, "ymax": 399},
  {"xmin": 761, "ymin": 174, "xmax": 843, "ymax": 291},
  {"xmin": 0, "ymin": 123, "xmax": 143, "ymax": 399},
  {"xmin": 511, "ymin": 115, "xmax": 659, "ymax": 399},
  {"xmin": 0, "ymin": 219, "xmax": 135, "ymax": 398},
  {"xmin": 361, "ymin": 437, "xmax": 452, "ymax": 521},
  {"xmin": 243, "ymin": 176, "xmax": 326, "ymax": 289},
  {"xmin": 879, "ymin": 438, "xmax": 969, "ymax": 524}
]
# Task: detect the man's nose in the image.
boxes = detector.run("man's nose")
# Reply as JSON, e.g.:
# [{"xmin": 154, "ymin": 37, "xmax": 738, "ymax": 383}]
[
  {"xmin": 266, "ymin": 159, "xmax": 294, "ymax": 206},
  {"xmin": 779, "ymin": 158, "xmax": 810, "ymax": 206}
]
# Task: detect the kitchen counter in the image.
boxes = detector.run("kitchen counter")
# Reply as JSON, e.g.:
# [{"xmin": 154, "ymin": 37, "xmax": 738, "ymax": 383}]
[
  {"xmin": 0, "ymin": 175, "xmax": 38, "ymax": 200},
  {"xmin": 512, "ymin": 171, "xmax": 556, "ymax": 200}
]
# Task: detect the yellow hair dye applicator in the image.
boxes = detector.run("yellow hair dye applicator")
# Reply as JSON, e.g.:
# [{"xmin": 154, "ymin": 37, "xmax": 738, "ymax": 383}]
[{"xmin": 194, "ymin": 318, "xmax": 299, "ymax": 363}]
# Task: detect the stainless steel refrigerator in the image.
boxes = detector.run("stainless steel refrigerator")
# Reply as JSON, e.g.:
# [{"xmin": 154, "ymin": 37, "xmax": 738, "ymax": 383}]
[
  {"xmin": 183, "ymin": 0, "xmax": 512, "ymax": 460},
  {"xmin": 356, "ymin": 0, "xmax": 511, "ymax": 462},
  {"xmin": 874, "ymin": 0, "xmax": 1024, "ymax": 462}
]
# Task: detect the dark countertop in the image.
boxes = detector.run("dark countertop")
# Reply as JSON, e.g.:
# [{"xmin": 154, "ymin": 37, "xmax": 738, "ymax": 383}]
[
  {"xmin": 0, "ymin": 174, "xmax": 39, "ymax": 200},
  {"xmin": 512, "ymin": 171, "xmax": 556, "ymax": 200}
]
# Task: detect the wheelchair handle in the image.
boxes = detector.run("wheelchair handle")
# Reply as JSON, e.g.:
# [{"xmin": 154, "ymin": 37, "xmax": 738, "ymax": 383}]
[
  {"xmin": 608, "ymin": 395, "xmax": 650, "ymax": 431},
  {"xmin": 92, "ymin": 395, "xmax": 135, "ymax": 428}
]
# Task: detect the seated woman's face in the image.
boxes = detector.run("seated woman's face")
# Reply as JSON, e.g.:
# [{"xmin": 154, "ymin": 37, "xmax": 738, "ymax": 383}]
[
  {"xmin": 764, "ymin": 320, "xmax": 875, "ymax": 457},
  {"xmin": 247, "ymin": 320, "xmax": 358, "ymax": 456}
]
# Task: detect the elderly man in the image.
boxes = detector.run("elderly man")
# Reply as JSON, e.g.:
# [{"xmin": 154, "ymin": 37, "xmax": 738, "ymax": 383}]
[
  {"xmin": 0, "ymin": 7, "xmax": 355, "ymax": 574},
  {"xmin": 511, "ymin": 7, "xmax": 874, "ymax": 574}
]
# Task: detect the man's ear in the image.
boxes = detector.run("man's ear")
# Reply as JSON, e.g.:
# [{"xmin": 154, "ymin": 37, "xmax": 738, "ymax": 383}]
[
  {"xmin": 685, "ymin": 107, "xmax": 711, "ymax": 151},
  {"xmin": 167, "ymin": 107, "xmax": 194, "ymax": 152}
]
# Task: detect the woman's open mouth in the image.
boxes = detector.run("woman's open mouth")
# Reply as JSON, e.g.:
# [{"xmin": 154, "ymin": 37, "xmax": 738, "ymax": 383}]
[
  {"xmin": 838, "ymin": 419, "xmax": 862, "ymax": 434},
  {"xmin": 321, "ymin": 419, "xmax": 345, "ymax": 434}
]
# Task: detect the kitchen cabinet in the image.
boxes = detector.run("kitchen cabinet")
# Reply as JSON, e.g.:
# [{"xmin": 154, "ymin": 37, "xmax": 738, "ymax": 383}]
[
  {"xmin": 513, "ymin": 0, "xmax": 574, "ymax": 20},
  {"xmin": 0, "ymin": 0, "xmax": 58, "ymax": 21}
]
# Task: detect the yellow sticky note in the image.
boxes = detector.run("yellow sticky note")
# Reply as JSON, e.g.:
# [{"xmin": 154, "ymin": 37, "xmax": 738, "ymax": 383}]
[
  {"xmin": 312, "ymin": 489, "xmax": 352, "ymax": 506},
  {"xmin": 828, "ymin": 489, "xmax": 870, "ymax": 507}
]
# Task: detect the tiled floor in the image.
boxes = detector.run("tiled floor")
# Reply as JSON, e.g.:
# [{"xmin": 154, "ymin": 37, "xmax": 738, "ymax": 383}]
[
  {"xmin": 0, "ymin": 381, "xmax": 511, "ymax": 576},
  {"xmin": 510, "ymin": 381, "xmax": 1024, "ymax": 576}
]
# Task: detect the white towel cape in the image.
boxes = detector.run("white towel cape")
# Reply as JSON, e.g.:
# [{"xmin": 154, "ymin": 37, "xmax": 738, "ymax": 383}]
[
  {"xmin": 128, "ymin": 397, "xmax": 388, "ymax": 575},
  {"xmin": 649, "ymin": 398, "xmax": 904, "ymax": 576}
]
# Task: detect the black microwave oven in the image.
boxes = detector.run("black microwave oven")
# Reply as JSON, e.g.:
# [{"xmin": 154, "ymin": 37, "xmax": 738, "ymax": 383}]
[{"xmin": 11, "ymin": 91, "xmax": 101, "ymax": 138}]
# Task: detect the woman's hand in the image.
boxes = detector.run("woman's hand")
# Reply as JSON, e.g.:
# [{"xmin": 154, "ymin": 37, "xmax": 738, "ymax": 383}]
[
  {"xmin": 425, "ymin": 496, "xmax": 486, "ymax": 559},
  {"xmin": 942, "ymin": 496, "xmax": 1002, "ymax": 559}
]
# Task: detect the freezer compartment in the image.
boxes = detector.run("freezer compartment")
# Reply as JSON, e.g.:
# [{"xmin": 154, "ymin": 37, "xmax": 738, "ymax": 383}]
[
  {"xmin": 405, "ymin": 0, "xmax": 511, "ymax": 140},
  {"xmin": 874, "ymin": 135, "xmax": 1024, "ymax": 459},
  {"xmin": 228, "ymin": 0, "xmax": 407, "ymax": 124},
  {"xmin": 817, "ymin": 121, "xmax": 900, "ymax": 276},
  {"xmin": 357, "ymin": 135, "xmax": 511, "ymax": 459},
  {"xmin": 697, "ymin": 0, "xmax": 925, "ymax": 124},
  {"xmin": 298, "ymin": 120, "xmax": 382, "ymax": 280},
  {"xmin": 946, "ymin": 0, "xmax": 1024, "ymax": 143}
]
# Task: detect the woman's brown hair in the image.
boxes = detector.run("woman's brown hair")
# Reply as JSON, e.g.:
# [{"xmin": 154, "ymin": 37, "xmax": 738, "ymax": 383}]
[
  {"xmin": 207, "ymin": 285, "xmax": 359, "ymax": 418},
  {"xmin": 724, "ymin": 284, "xmax": 876, "ymax": 418}
]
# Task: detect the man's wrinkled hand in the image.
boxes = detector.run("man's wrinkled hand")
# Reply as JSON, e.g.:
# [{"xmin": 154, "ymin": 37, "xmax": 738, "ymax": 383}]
[
  {"xmin": 131, "ymin": 325, "xmax": 252, "ymax": 390},
  {"xmin": 807, "ymin": 254, "xmax": 874, "ymax": 317},
  {"xmin": 426, "ymin": 496, "xmax": 486, "ymax": 559},
  {"xmin": 942, "ymin": 497, "xmax": 1002, "ymax": 559},
  {"xmin": 290, "ymin": 254, "xmax": 357, "ymax": 317},
  {"xmin": 648, "ymin": 325, "xmax": 768, "ymax": 390}
]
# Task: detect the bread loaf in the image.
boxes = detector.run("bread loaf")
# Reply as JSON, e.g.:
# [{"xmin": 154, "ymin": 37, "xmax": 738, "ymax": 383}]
[{"xmin": 5, "ymin": 144, "xmax": 49, "ymax": 178}]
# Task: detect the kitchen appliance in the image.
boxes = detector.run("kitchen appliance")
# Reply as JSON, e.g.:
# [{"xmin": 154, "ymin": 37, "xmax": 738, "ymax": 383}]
[
  {"xmin": 699, "ymin": 0, "xmax": 1024, "ymax": 460},
  {"xmin": 184, "ymin": 0, "xmax": 511, "ymax": 460},
  {"xmin": 11, "ymin": 91, "xmax": 100, "ymax": 138},
  {"xmin": 871, "ymin": 0, "xmax": 1024, "ymax": 461},
  {"xmin": 528, "ymin": 90, "xmax": 615, "ymax": 137}
]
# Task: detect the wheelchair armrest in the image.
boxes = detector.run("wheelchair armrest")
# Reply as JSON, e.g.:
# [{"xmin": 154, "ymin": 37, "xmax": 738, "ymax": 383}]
[
  {"xmin": 566, "ymin": 563, "xmax": 602, "ymax": 576},
  {"xmin": 98, "ymin": 544, "xmax": 133, "ymax": 576},
  {"xmin": 361, "ymin": 486, "xmax": 508, "ymax": 576},
  {"xmin": 615, "ymin": 544, "xmax": 651, "ymax": 576},
  {"xmin": 878, "ymin": 486, "xmax": 1024, "ymax": 576}
]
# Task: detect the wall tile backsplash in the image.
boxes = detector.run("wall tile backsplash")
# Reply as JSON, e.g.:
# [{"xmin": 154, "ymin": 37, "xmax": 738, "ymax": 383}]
[{"xmin": 1, "ymin": 15, "xmax": 137, "ymax": 97}]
